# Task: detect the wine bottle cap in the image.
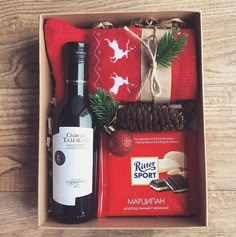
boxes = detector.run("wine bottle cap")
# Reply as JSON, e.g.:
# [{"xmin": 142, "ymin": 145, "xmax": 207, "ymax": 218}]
[
  {"xmin": 65, "ymin": 42, "xmax": 88, "ymax": 52},
  {"xmin": 64, "ymin": 42, "xmax": 88, "ymax": 64}
]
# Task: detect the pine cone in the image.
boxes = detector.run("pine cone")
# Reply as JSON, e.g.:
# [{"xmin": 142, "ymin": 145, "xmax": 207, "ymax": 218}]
[{"xmin": 116, "ymin": 102, "xmax": 189, "ymax": 132}]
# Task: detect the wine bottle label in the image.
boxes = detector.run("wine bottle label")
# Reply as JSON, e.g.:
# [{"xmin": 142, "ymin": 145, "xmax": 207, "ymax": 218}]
[{"xmin": 53, "ymin": 127, "xmax": 93, "ymax": 206}]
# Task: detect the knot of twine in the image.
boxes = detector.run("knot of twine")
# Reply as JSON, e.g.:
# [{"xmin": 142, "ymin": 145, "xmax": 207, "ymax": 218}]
[
  {"xmin": 92, "ymin": 21, "xmax": 113, "ymax": 29},
  {"xmin": 124, "ymin": 26, "xmax": 161, "ymax": 99}
]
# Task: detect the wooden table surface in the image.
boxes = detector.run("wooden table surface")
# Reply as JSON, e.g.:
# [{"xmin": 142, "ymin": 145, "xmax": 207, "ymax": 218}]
[{"xmin": 0, "ymin": 0, "xmax": 236, "ymax": 236}]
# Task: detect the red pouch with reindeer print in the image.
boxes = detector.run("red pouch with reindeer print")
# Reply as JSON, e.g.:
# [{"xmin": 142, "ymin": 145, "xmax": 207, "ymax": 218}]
[
  {"xmin": 44, "ymin": 18, "xmax": 197, "ymax": 103},
  {"xmin": 44, "ymin": 18, "xmax": 141, "ymax": 103}
]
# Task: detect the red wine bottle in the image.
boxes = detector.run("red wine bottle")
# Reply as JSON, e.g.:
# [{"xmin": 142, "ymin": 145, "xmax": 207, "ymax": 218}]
[{"xmin": 52, "ymin": 42, "xmax": 96, "ymax": 224}]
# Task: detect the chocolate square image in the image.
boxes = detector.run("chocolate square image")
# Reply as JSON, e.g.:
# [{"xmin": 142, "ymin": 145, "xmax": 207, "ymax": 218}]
[
  {"xmin": 165, "ymin": 174, "xmax": 188, "ymax": 193},
  {"xmin": 150, "ymin": 179, "xmax": 170, "ymax": 192}
]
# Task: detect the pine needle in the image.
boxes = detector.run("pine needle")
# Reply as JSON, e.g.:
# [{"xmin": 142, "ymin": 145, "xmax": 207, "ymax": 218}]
[
  {"xmin": 156, "ymin": 27, "xmax": 187, "ymax": 67},
  {"xmin": 89, "ymin": 88, "xmax": 117, "ymax": 126}
]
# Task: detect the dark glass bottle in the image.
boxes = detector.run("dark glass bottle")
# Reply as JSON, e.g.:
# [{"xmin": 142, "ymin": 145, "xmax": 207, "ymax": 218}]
[{"xmin": 52, "ymin": 42, "xmax": 96, "ymax": 224}]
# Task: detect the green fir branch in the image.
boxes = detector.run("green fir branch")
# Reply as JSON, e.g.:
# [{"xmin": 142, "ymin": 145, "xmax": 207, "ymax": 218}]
[
  {"xmin": 89, "ymin": 88, "xmax": 117, "ymax": 126},
  {"xmin": 156, "ymin": 27, "xmax": 187, "ymax": 68}
]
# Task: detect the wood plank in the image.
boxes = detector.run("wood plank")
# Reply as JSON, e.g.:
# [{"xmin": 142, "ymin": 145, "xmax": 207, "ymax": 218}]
[
  {"xmin": 205, "ymin": 85, "xmax": 236, "ymax": 105},
  {"xmin": 0, "ymin": 146, "xmax": 38, "ymax": 191},
  {"xmin": 204, "ymin": 87, "xmax": 236, "ymax": 189},
  {"xmin": 0, "ymin": 88, "xmax": 38, "ymax": 191},
  {"xmin": 0, "ymin": 0, "xmax": 234, "ymax": 15},
  {"xmin": 0, "ymin": 35, "xmax": 39, "ymax": 89},
  {"xmin": 0, "ymin": 89, "xmax": 38, "ymax": 146},
  {"xmin": 203, "ymin": 12, "xmax": 236, "ymax": 86},
  {"xmin": 0, "ymin": 191, "xmax": 235, "ymax": 236},
  {"xmin": 204, "ymin": 84, "xmax": 236, "ymax": 190}
]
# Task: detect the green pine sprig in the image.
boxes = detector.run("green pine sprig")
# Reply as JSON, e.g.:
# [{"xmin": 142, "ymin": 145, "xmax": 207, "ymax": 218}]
[
  {"xmin": 89, "ymin": 88, "xmax": 117, "ymax": 127},
  {"xmin": 156, "ymin": 27, "xmax": 187, "ymax": 67}
]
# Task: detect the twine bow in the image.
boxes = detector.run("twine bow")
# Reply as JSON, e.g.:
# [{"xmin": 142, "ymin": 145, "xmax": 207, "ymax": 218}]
[{"xmin": 124, "ymin": 26, "xmax": 161, "ymax": 99}]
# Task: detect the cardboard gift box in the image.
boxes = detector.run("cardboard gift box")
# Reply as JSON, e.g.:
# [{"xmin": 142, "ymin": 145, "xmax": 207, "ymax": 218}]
[{"xmin": 38, "ymin": 11, "xmax": 207, "ymax": 229}]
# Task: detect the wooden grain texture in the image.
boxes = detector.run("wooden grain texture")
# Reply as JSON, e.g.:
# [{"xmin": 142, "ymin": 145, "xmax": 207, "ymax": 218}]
[
  {"xmin": 0, "ymin": 0, "xmax": 235, "ymax": 235},
  {"xmin": 0, "ymin": 191, "xmax": 235, "ymax": 236},
  {"xmin": 0, "ymin": 89, "xmax": 38, "ymax": 190},
  {"xmin": 0, "ymin": 146, "xmax": 38, "ymax": 191}
]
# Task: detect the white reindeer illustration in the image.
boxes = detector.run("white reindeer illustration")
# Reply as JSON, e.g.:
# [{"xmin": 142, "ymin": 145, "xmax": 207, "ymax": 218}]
[
  {"xmin": 104, "ymin": 38, "xmax": 136, "ymax": 63},
  {"xmin": 110, "ymin": 72, "xmax": 136, "ymax": 95}
]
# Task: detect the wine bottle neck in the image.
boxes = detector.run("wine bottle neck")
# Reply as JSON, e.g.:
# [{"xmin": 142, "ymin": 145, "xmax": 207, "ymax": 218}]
[
  {"xmin": 64, "ymin": 81, "xmax": 88, "ymax": 99},
  {"xmin": 63, "ymin": 42, "xmax": 89, "ymax": 101}
]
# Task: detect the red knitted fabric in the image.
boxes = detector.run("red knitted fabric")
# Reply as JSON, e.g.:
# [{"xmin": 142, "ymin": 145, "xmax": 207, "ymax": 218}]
[
  {"xmin": 44, "ymin": 19, "xmax": 197, "ymax": 103},
  {"xmin": 44, "ymin": 19, "xmax": 87, "ymax": 102},
  {"xmin": 171, "ymin": 29, "xmax": 197, "ymax": 101},
  {"xmin": 87, "ymin": 26, "xmax": 141, "ymax": 101}
]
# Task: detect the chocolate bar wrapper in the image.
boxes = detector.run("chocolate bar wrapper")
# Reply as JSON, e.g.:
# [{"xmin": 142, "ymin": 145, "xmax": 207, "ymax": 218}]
[{"xmin": 97, "ymin": 131, "xmax": 197, "ymax": 217}]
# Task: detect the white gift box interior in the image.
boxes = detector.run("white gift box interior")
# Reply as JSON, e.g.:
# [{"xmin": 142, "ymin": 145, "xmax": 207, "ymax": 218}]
[{"xmin": 38, "ymin": 11, "xmax": 207, "ymax": 229}]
